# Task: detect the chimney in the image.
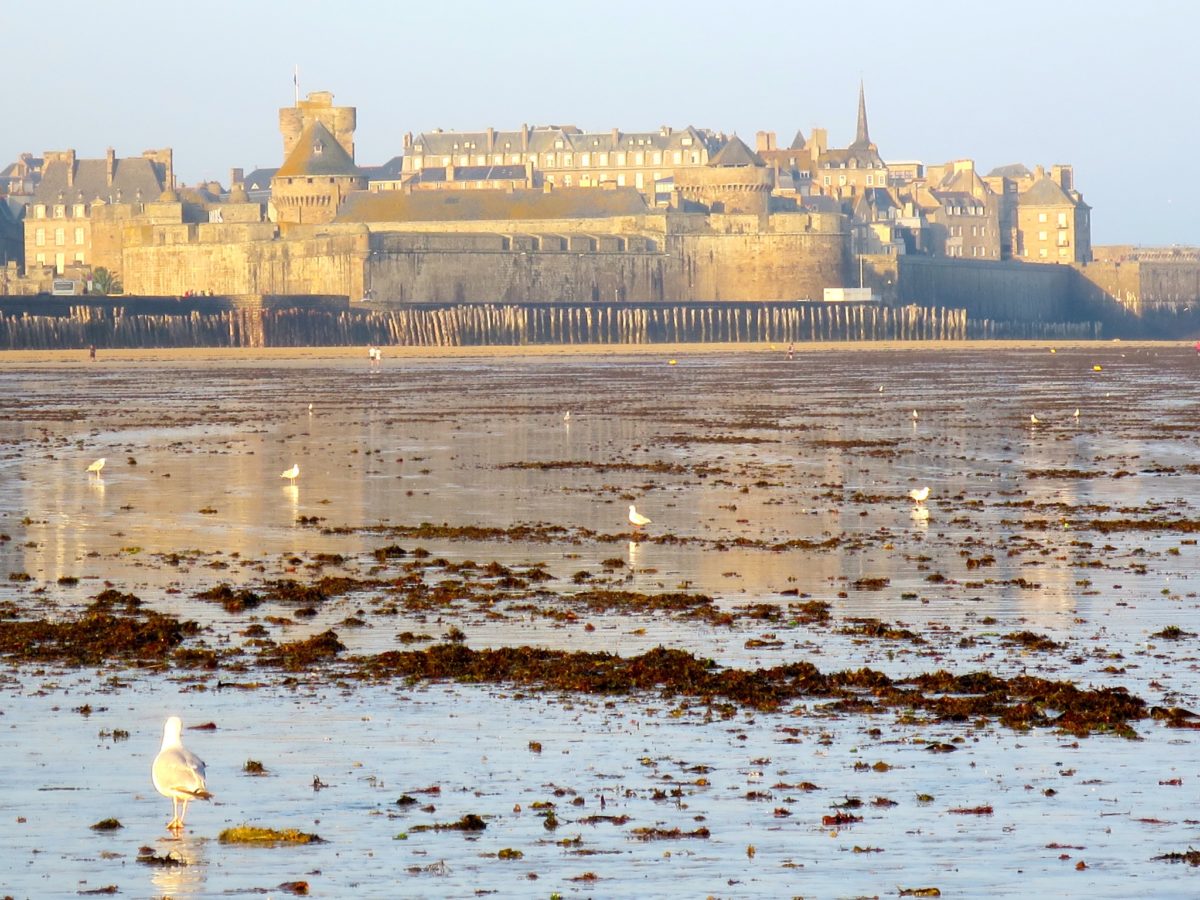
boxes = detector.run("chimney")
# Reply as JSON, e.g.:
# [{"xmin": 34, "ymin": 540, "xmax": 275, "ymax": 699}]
[
  {"xmin": 446, "ymin": 165, "xmax": 455, "ymax": 183},
  {"xmin": 1035, "ymin": 164, "xmax": 1045, "ymax": 180},
  {"xmin": 486, "ymin": 127, "xmax": 495, "ymax": 152},
  {"xmin": 1051, "ymin": 164, "xmax": 1072, "ymax": 191},
  {"xmin": 756, "ymin": 131, "xmax": 777, "ymax": 153},
  {"xmin": 659, "ymin": 125, "xmax": 672, "ymax": 137},
  {"xmin": 403, "ymin": 131, "xmax": 413, "ymax": 151},
  {"xmin": 611, "ymin": 127, "xmax": 619, "ymax": 147},
  {"xmin": 230, "ymin": 167, "xmax": 244, "ymax": 186},
  {"xmin": 105, "ymin": 147, "xmax": 115, "ymax": 186},
  {"xmin": 65, "ymin": 149, "xmax": 76, "ymax": 188},
  {"xmin": 521, "ymin": 124, "xmax": 529, "ymax": 152}
]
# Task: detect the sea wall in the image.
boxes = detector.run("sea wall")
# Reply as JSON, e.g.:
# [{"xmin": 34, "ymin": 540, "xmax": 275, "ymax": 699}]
[{"xmin": 898, "ymin": 256, "xmax": 1075, "ymax": 320}]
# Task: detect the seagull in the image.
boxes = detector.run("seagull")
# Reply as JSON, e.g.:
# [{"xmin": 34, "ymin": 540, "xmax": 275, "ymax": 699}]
[
  {"xmin": 1073, "ymin": 408, "xmax": 1080, "ymax": 419},
  {"xmin": 878, "ymin": 385, "xmax": 884, "ymax": 393},
  {"xmin": 563, "ymin": 411, "xmax": 571, "ymax": 422},
  {"xmin": 86, "ymin": 457, "xmax": 106, "ymax": 475},
  {"xmin": 1030, "ymin": 414, "xmax": 1041, "ymax": 425},
  {"xmin": 280, "ymin": 464, "xmax": 299, "ymax": 481},
  {"xmin": 911, "ymin": 410, "xmax": 919, "ymax": 421},
  {"xmin": 908, "ymin": 486, "xmax": 930, "ymax": 504},
  {"xmin": 152, "ymin": 716, "xmax": 212, "ymax": 830},
  {"xmin": 628, "ymin": 505, "xmax": 652, "ymax": 528}
]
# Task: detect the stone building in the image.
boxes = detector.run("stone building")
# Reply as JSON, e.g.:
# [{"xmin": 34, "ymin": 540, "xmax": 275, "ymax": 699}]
[
  {"xmin": 270, "ymin": 92, "xmax": 367, "ymax": 226},
  {"xmin": 23, "ymin": 147, "xmax": 173, "ymax": 274},
  {"xmin": 811, "ymin": 84, "xmax": 889, "ymax": 200},
  {"xmin": 674, "ymin": 135, "xmax": 772, "ymax": 218},
  {"xmin": 1012, "ymin": 166, "xmax": 1091, "ymax": 263},
  {"xmin": 400, "ymin": 124, "xmax": 721, "ymax": 203}
]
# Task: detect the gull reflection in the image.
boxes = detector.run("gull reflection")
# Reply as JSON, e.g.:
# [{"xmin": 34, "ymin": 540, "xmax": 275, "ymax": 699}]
[
  {"xmin": 283, "ymin": 483, "xmax": 299, "ymax": 517},
  {"xmin": 911, "ymin": 506, "xmax": 930, "ymax": 528},
  {"xmin": 148, "ymin": 832, "xmax": 208, "ymax": 896},
  {"xmin": 88, "ymin": 475, "xmax": 105, "ymax": 499},
  {"xmin": 627, "ymin": 539, "xmax": 640, "ymax": 567}
]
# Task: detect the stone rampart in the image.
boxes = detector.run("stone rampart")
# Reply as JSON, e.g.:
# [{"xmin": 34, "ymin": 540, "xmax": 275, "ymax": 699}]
[{"xmin": 898, "ymin": 256, "xmax": 1075, "ymax": 321}]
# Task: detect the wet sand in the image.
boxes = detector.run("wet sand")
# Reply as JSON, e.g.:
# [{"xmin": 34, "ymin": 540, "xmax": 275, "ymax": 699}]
[{"xmin": 1, "ymin": 343, "xmax": 1199, "ymax": 897}]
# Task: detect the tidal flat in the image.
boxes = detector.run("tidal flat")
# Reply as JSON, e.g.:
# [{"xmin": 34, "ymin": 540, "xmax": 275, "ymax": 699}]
[{"xmin": 1, "ymin": 342, "xmax": 1199, "ymax": 898}]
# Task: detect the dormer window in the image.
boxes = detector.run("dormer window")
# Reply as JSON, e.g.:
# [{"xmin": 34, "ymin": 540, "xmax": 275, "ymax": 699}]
[{"xmin": 313, "ymin": 139, "xmax": 324, "ymax": 156}]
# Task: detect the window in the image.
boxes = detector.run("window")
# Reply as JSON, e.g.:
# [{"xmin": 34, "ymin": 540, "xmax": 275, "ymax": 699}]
[
  {"xmin": 1058, "ymin": 247, "xmax": 1069, "ymax": 257},
  {"xmin": 599, "ymin": 153, "xmax": 609, "ymax": 166},
  {"xmin": 581, "ymin": 153, "xmax": 590, "ymax": 166},
  {"xmin": 35, "ymin": 252, "xmax": 45, "ymax": 267},
  {"xmin": 634, "ymin": 152, "xmax": 644, "ymax": 165},
  {"xmin": 652, "ymin": 152, "xmax": 661, "ymax": 165},
  {"xmin": 1038, "ymin": 230, "xmax": 1048, "ymax": 241},
  {"xmin": 617, "ymin": 174, "xmax": 626, "ymax": 186},
  {"xmin": 866, "ymin": 175, "xmax": 873, "ymax": 186},
  {"xmin": 681, "ymin": 136, "xmax": 693, "ymax": 147},
  {"xmin": 1057, "ymin": 212, "xmax": 1068, "ymax": 228},
  {"xmin": 823, "ymin": 175, "xmax": 831, "ymax": 186},
  {"xmin": 35, "ymin": 228, "xmax": 45, "ymax": 247},
  {"xmin": 1039, "ymin": 248, "xmax": 1048, "ymax": 258},
  {"xmin": 34, "ymin": 205, "xmax": 46, "ymax": 219},
  {"xmin": 673, "ymin": 151, "xmax": 682, "ymax": 164},
  {"xmin": 54, "ymin": 228, "xmax": 65, "ymax": 246},
  {"xmin": 74, "ymin": 252, "xmax": 84, "ymax": 263},
  {"xmin": 616, "ymin": 152, "xmax": 626, "ymax": 166},
  {"xmin": 73, "ymin": 203, "xmax": 85, "ymax": 217},
  {"xmin": 53, "ymin": 205, "xmax": 65, "ymax": 218},
  {"xmin": 1038, "ymin": 212, "xmax": 1047, "ymax": 223},
  {"xmin": 55, "ymin": 252, "xmax": 64, "ymax": 273},
  {"xmin": 74, "ymin": 227, "xmax": 84, "ymax": 245},
  {"xmin": 838, "ymin": 175, "xmax": 847, "ymax": 186}
]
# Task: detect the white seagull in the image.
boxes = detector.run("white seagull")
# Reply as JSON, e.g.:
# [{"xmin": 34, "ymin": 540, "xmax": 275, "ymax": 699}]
[
  {"xmin": 908, "ymin": 486, "xmax": 930, "ymax": 504},
  {"xmin": 1073, "ymin": 408, "xmax": 1080, "ymax": 419},
  {"xmin": 563, "ymin": 411, "xmax": 571, "ymax": 422},
  {"xmin": 280, "ymin": 463, "xmax": 300, "ymax": 481},
  {"xmin": 152, "ymin": 716, "xmax": 212, "ymax": 830},
  {"xmin": 628, "ymin": 505, "xmax": 652, "ymax": 528},
  {"xmin": 86, "ymin": 457, "xmax": 106, "ymax": 475},
  {"xmin": 1029, "ymin": 414, "xmax": 1041, "ymax": 425},
  {"xmin": 911, "ymin": 410, "xmax": 919, "ymax": 421}
]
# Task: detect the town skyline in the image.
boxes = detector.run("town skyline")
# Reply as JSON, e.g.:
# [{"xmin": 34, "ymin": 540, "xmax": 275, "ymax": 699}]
[{"xmin": 3, "ymin": 0, "xmax": 1196, "ymax": 246}]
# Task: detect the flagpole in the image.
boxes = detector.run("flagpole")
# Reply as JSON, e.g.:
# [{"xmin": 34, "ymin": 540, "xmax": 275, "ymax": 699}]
[{"xmin": 293, "ymin": 65, "xmax": 299, "ymax": 105}]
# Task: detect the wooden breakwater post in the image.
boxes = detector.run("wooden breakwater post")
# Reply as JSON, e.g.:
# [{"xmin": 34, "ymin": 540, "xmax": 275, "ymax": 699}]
[{"xmin": 0, "ymin": 300, "xmax": 1111, "ymax": 349}]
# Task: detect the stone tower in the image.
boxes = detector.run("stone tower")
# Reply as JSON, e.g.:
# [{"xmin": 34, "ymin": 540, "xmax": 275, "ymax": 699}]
[
  {"xmin": 272, "ymin": 92, "xmax": 365, "ymax": 225},
  {"xmin": 279, "ymin": 91, "xmax": 356, "ymax": 161}
]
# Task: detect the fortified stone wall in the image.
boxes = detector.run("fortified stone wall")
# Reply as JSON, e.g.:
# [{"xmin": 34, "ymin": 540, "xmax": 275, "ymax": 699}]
[
  {"xmin": 364, "ymin": 224, "xmax": 847, "ymax": 304},
  {"xmin": 121, "ymin": 231, "xmax": 366, "ymax": 298},
  {"xmin": 898, "ymin": 256, "xmax": 1075, "ymax": 320}
]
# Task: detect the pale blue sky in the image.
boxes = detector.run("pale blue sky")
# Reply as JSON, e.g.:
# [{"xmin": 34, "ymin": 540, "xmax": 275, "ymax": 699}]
[{"xmin": 5, "ymin": 0, "xmax": 1195, "ymax": 244}]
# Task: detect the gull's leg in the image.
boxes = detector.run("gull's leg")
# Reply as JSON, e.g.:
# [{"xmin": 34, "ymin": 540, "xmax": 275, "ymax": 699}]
[
  {"xmin": 179, "ymin": 798, "xmax": 190, "ymax": 827},
  {"xmin": 168, "ymin": 797, "xmax": 181, "ymax": 829}
]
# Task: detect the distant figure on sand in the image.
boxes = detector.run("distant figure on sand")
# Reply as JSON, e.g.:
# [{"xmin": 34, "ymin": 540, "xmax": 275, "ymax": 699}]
[
  {"xmin": 89, "ymin": 345, "xmax": 96, "ymax": 361},
  {"xmin": 368, "ymin": 346, "xmax": 381, "ymax": 367},
  {"xmin": 786, "ymin": 342, "xmax": 795, "ymax": 361}
]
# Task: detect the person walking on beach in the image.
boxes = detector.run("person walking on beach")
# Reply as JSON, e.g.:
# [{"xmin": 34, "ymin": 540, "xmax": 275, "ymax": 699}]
[
  {"xmin": 88, "ymin": 344, "xmax": 96, "ymax": 362},
  {"xmin": 786, "ymin": 342, "xmax": 795, "ymax": 361}
]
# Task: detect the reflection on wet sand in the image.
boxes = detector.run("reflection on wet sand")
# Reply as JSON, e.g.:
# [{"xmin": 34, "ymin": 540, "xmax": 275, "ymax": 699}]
[{"xmin": 2, "ymin": 345, "xmax": 1200, "ymax": 897}]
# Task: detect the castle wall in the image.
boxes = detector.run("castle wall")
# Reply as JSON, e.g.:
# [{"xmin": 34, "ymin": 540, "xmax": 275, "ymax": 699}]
[
  {"xmin": 363, "ymin": 220, "xmax": 847, "ymax": 304},
  {"xmin": 898, "ymin": 256, "xmax": 1075, "ymax": 320},
  {"xmin": 121, "ymin": 231, "xmax": 366, "ymax": 298}
]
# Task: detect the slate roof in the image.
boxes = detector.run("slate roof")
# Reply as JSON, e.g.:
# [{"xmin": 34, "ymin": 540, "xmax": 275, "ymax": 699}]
[
  {"xmin": 241, "ymin": 168, "xmax": 278, "ymax": 191},
  {"xmin": 986, "ymin": 163, "xmax": 1032, "ymax": 179},
  {"xmin": 360, "ymin": 155, "xmax": 405, "ymax": 181},
  {"xmin": 708, "ymin": 135, "xmax": 765, "ymax": 167},
  {"xmin": 409, "ymin": 164, "xmax": 528, "ymax": 184},
  {"xmin": 336, "ymin": 186, "xmax": 648, "ymax": 224},
  {"xmin": 1018, "ymin": 176, "xmax": 1075, "ymax": 207},
  {"xmin": 276, "ymin": 121, "xmax": 361, "ymax": 178},
  {"xmin": 818, "ymin": 146, "xmax": 885, "ymax": 169},
  {"xmin": 788, "ymin": 130, "xmax": 807, "ymax": 150},
  {"xmin": 409, "ymin": 125, "xmax": 717, "ymax": 158},
  {"xmin": 33, "ymin": 155, "xmax": 166, "ymax": 204}
]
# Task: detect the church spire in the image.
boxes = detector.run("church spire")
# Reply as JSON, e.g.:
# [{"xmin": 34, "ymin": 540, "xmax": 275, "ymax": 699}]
[{"xmin": 850, "ymin": 81, "xmax": 872, "ymax": 150}]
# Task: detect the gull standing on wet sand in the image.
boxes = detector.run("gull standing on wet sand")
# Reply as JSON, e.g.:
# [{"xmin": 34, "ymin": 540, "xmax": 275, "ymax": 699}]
[
  {"xmin": 152, "ymin": 716, "xmax": 212, "ymax": 830},
  {"xmin": 281, "ymin": 463, "xmax": 300, "ymax": 481},
  {"xmin": 908, "ymin": 486, "xmax": 930, "ymax": 504},
  {"xmin": 86, "ymin": 457, "xmax": 106, "ymax": 475},
  {"xmin": 628, "ymin": 505, "xmax": 652, "ymax": 529}
]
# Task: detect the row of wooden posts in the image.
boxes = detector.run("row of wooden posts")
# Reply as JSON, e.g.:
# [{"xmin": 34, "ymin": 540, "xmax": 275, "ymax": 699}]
[{"xmin": 0, "ymin": 302, "xmax": 1101, "ymax": 349}]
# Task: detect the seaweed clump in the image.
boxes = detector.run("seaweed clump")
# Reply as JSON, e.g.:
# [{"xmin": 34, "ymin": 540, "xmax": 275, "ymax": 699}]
[{"xmin": 0, "ymin": 590, "xmax": 199, "ymax": 665}]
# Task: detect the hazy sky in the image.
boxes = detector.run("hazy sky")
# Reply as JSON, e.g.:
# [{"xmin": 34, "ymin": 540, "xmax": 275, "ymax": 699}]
[{"xmin": 5, "ymin": 0, "xmax": 1195, "ymax": 245}]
